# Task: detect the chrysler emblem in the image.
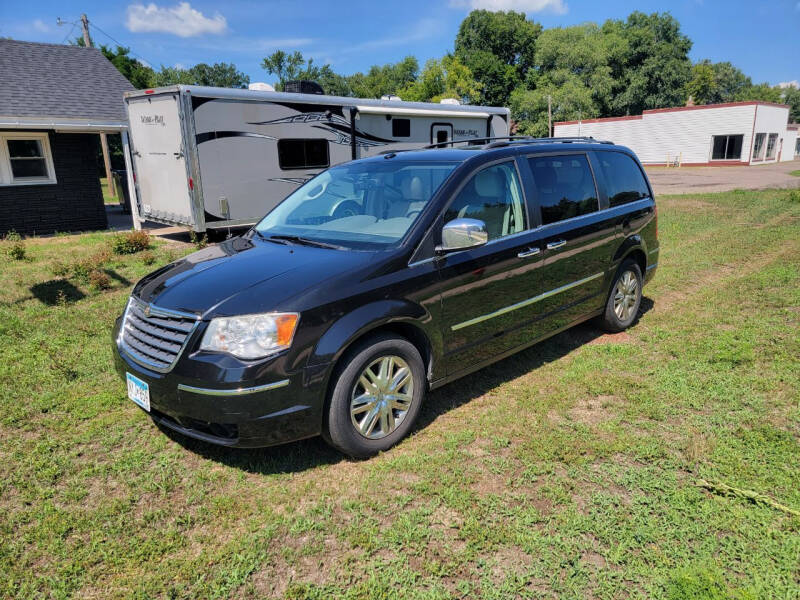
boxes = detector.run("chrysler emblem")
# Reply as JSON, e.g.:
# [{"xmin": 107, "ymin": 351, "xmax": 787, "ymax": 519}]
[{"xmin": 144, "ymin": 305, "xmax": 151, "ymax": 317}]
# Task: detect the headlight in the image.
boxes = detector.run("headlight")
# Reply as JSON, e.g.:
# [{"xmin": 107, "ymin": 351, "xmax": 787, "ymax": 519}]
[{"xmin": 200, "ymin": 312, "xmax": 299, "ymax": 359}]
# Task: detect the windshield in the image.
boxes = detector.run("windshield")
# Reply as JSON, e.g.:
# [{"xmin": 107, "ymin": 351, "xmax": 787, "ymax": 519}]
[{"xmin": 254, "ymin": 160, "xmax": 459, "ymax": 249}]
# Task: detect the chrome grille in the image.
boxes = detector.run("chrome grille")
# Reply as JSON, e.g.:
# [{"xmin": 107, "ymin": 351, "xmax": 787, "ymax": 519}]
[{"xmin": 119, "ymin": 297, "xmax": 199, "ymax": 372}]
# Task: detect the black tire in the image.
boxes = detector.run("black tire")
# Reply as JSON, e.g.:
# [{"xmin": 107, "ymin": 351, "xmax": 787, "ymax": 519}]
[
  {"xmin": 599, "ymin": 259, "xmax": 643, "ymax": 333},
  {"xmin": 324, "ymin": 333, "xmax": 425, "ymax": 458}
]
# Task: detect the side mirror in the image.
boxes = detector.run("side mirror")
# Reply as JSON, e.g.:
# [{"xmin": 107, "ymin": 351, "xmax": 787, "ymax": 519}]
[{"xmin": 438, "ymin": 218, "xmax": 488, "ymax": 253}]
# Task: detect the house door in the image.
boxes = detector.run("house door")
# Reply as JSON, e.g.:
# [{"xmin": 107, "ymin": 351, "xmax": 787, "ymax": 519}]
[{"xmin": 431, "ymin": 123, "xmax": 453, "ymax": 146}]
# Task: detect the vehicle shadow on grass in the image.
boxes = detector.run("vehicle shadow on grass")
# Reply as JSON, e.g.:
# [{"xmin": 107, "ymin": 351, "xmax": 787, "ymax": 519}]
[{"xmin": 163, "ymin": 297, "xmax": 655, "ymax": 474}]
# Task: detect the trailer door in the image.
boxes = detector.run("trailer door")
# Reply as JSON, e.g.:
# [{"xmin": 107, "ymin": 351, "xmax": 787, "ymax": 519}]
[
  {"xmin": 126, "ymin": 94, "xmax": 195, "ymax": 226},
  {"xmin": 431, "ymin": 123, "xmax": 453, "ymax": 145}
]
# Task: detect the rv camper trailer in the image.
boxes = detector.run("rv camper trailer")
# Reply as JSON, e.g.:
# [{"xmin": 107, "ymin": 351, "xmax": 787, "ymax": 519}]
[{"xmin": 124, "ymin": 85, "xmax": 510, "ymax": 231}]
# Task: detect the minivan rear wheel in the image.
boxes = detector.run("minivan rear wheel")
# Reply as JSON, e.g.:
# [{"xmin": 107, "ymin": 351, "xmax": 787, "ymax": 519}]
[
  {"xmin": 324, "ymin": 333, "xmax": 425, "ymax": 458},
  {"xmin": 600, "ymin": 259, "xmax": 642, "ymax": 333}
]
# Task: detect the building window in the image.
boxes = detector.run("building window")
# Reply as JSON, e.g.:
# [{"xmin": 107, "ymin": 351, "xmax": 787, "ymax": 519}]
[
  {"xmin": 277, "ymin": 139, "xmax": 329, "ymax": 170},
  {"xmin": 0, "ymin": 133, "xmax": 57, "ymax": 185},
  {"xmin": 392, "ymin": 118, "xmax": 411, "ymax": 137},
  {"xmin": 711, "ymin": 134, "xmax": 743, "ymax": 160},
  {"xmin": 752, "ymin": 133, "xmax": 766, "ymax": 161},
  {"xmin": 765, "ymin": 133, "xmax": 779, "ymax": 160}
]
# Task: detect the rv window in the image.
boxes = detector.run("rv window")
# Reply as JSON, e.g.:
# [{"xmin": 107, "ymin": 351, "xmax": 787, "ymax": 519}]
[
  {"xmin": 392, "ymin": 119, "xmax": 411, "ymax": 137},
  {"xmin": 277, "ymin": 139, "xmax": 330, "ymax": 170}
]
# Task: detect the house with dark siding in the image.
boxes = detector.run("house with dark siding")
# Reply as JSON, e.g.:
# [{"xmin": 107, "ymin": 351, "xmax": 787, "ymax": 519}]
[{"xmin": 0, "ymin": 39, "xmax": 134, "ymax": 235}]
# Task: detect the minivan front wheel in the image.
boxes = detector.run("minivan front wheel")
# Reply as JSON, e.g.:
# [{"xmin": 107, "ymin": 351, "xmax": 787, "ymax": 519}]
[
  {"xmin": 600, "ymin": 259, "xmax": 643, "ymax": 332},
  {"xmin": 324, "ymin": 333, "xmax": 425, "ymax": 458}
]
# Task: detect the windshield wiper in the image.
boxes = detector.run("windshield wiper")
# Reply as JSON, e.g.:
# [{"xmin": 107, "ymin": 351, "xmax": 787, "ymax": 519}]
[{"xmin": 266, "ymin": 234, "xmax": 345, "ymax": 250}]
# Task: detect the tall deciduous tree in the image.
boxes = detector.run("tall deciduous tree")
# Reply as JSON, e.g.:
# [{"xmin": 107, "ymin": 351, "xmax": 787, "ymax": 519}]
[
  {"xmin": 154, "ymin": 62, "xmax": 249, "ymax": 88},
  {"xmin": 347, "ymin": 57, "xmax": 419, "ymax": 98},
  {"xmin": 603, "ymin": 12, "xmax": 693, "ymax": 115},
  {"xmin": 398, "ymin": 55, "xmax": 481, "ymax": 104},
  {"xmin": 685, "ymin": 62, "xmax": 717, "ymax": 105},
  {"xmin": 454, "ymin": 10, "xmax": 541, "ymax": 107}
]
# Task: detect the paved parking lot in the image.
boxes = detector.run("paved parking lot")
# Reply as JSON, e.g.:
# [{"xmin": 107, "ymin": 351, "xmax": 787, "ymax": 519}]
[{"xmin": 645, "ymin": 159, "xmax": 800, "ymax": 195}]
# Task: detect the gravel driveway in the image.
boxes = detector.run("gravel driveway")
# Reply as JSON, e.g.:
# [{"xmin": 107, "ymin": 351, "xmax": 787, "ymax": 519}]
[{"xmin": 645, "ymin": 159, "xmax": 800, "ymax": 195}]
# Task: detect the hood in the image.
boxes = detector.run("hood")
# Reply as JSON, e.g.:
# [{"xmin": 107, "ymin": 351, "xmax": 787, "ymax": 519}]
[{"xmin": 133, "ymin": 235, "xmax": 375, "ymax": 318}]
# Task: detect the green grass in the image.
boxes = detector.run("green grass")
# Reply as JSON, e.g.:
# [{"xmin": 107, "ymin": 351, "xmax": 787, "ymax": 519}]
[
  {"xmin": 1, "ymin": 189, "xmax": 799, "ymax": 599},
  {"xmin": 100, "ymin": 176, "xmax": 119, "ymax": 205},
  {"xmin": 789, "ymin": 169, "xmax": 800, "ymax": 178}
]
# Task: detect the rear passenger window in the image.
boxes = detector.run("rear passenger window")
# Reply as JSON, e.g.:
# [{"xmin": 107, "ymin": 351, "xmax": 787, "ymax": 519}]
[
  {"xmin": 528, "ymin": 155, "xmax": 598, "ymax": 225},
  {"xmin": 444, "ymin": 162, "xmax": 527, "ymax": 241},
  {"xmin": 596, "ymin": 152, "xmax": 650, "ymax": 207}
]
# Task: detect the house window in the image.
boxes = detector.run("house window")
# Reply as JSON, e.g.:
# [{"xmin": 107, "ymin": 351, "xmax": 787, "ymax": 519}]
[
  {"xmin": 752, "ymin": 133, "xmax": 766, "ymax": 161},
  {"xmin": 765, "ymin": 133, "xmax": 779, "ymax": 160},
  {"xmin": 711, "ymin": 134, "xmax": 743, "ymax": 160},
  {"xmin": 0, "ymin": 133, "xmax": 57, "ymax": 185},
  {"xmin": 277, "ymin": 139, "xmax": 329, "ymax": 170},
  {"xmin": 392, "ymin": 118, "xmax": 411, "ymax": 137}
]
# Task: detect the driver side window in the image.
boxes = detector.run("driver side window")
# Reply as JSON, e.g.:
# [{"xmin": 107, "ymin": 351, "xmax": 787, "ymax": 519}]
[{"xmin": 443, "ymin": 162, "xmax": 527, "ymax": 241}]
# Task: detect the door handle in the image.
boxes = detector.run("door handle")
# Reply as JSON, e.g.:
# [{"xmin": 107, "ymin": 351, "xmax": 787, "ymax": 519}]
[
  {"xmin": 517, "ymin": 247, "xmax": 541, "ymax": 258},
  {"xmin": 546, "ymin": 239, "xmax": 566, "ymax": 250}
]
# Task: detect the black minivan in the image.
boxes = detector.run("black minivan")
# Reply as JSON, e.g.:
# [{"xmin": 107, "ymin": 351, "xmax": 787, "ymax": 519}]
[{"xmin": 114, "ymin": 137, "xmax": 658, "ymax": 458}]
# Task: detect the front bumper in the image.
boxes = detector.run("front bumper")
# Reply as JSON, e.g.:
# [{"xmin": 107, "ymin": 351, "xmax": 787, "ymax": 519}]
[{"xmin": 112, "ymin": 316, "xmax": 328, "ymax": 448}]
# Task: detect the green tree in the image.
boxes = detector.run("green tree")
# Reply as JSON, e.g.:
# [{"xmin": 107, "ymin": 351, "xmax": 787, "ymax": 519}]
[
  {"xmin": 779, "ymin": 86, "xmax": 800, "ymax": 122},
  {"xmin": 347, "ymin": 57, "xmax": 419, "ymax": 98},
  {"xmin": 603, "ymin": 12, "xmax": 693, "ymax": 115},
  {"xmin": 734, "ymin": 82, "xmax": 783, "ymax": 103},
  {"xmin": 510, "ymin": 79, "xmax": 597, "ymax": 137},
  {"xmin": 454, "ymin": 10, "xmax": 541, "ymax": 107},
  {"xmin": 153, "ymin": 62, "xmax": 249, "ymax": 88},
  {"xmin": 709, "ymin": 61, "xmax": 752, "ymax": 102},
  {"xmin": 685, "ymin": 62, "xmax": 717, "ymax": 105},
  {"xmin": 398, "ymin": 55, "xmax": 482, "ymax": 104}
]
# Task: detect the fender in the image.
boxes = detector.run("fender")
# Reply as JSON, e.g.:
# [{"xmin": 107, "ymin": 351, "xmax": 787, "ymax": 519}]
[
  {"xmin": 307, "ymin": 299, "xmax": 438, "ymax": 370},
  {"xmin": 613, "ymin": 234, "xmax": 646, "ymax": 265}
]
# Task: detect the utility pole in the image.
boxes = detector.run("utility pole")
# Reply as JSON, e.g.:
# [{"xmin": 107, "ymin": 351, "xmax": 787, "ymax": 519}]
[
  {"xmin": 80, "ymin": 14, "xmax": 116, "ymax": 200},
  {"xmin": 547, "ymin": 95, "xmax": 552, "ymax": 137}
]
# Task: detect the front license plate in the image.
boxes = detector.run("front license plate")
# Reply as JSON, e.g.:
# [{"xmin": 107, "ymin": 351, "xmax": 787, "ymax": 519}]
[{"xmin": 126, "ymin": 372, "xmax": 150, "ymax": 412}]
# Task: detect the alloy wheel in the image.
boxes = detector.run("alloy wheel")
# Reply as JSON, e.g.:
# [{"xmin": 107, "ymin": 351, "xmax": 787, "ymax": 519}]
[
  {"xmin": 350, "ymin": 355, "xmax": 414, "ymax": 439},
  {"xmin": 613, "ymin": 270, "xmax": 639, "ymax": 321}
]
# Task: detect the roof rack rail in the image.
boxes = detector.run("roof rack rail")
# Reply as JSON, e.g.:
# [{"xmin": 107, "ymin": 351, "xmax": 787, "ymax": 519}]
[
  {"xmin": 424, "ymin": 135, "xmax": 534, "ymax": 149},
  {"xmin": 424, "ymin": 135, "xmax": 614, "ymax": 150}
]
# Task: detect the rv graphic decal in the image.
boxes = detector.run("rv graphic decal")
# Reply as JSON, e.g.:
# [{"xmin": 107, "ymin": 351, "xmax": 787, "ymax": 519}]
[
  {"xmin": 267, "ymin": 176, "xmax": 311, "ymax": 185},
  {"xmin": 247, "ymin": 113, "xmax": 391, "ymax": 148},
  {"xmin": 195, "ymin": 131, "xmax": 277, "ymax": 144}
]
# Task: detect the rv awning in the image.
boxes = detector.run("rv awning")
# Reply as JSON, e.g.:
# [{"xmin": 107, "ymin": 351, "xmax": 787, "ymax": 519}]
[
  {"xmin": 0, "ymin": 116, "xmax": 128, "ymax": 132},
  {"xmin": 355, "ymin": 105, "xmax": 492, "ymax": 119}
]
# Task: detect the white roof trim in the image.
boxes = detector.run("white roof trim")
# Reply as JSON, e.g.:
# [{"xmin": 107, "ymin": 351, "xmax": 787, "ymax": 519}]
[
  {"xmin": 0, "ymin": 116, "xmax": 128, "ymax": 132},
  {"xmin": 354, "ymin": 105, "xmax": 492, "ymax": 118}
]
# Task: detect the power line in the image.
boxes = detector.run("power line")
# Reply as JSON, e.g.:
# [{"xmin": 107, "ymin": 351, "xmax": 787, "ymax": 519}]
[
  {"xmin": 90, "ymin": 22, "xmax": 154, "ymax": 67},
  {"xmin": 60, "ymin": 22, "xmax": 77, "ymax": 44}
]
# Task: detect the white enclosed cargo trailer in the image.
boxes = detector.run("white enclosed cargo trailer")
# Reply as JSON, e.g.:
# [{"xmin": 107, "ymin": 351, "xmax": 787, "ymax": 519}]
[{"xmin": 124, "ymin": 85, "xmax": 510, "ymax": 231}]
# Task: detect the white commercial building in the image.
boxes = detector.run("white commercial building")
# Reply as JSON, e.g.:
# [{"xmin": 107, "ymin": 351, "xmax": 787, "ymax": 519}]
[{"xmin": 554, "ymin": 101, "xmax": 797, "ymax": 166}]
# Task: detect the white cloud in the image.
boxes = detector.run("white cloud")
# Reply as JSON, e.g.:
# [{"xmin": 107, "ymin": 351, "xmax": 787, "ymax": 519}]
[
  {"xmin": 125, "ymin": 2, "xmax": 227, "ymax": 37},
  {"xmin": 32, "ymin": 19, "xmax": 50, "ymax": 33},
  {"xmin": 449, "ymin": 0, "xmax": 567, "ymax": 14},
  {"xmin": 778, "ymin": 80, "xmax": 799, "ymax": 89}
]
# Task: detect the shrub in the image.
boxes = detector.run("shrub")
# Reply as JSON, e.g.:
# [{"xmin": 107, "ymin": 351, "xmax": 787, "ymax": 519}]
[
  {"xmin": 140, "ymin": 250, "xmax": 156, "ymax": 265},
  {"xmin": 70, "ymin": 249, "xmax": 111, "ymax": 282},
  {"xmin": 111, "ymin": 230, "xmax": 151, "ymax": 254},
  {"xmin": 87, "ymin": 269, "xmax": 111, "ymax": 290},
  {"xmin": 51, "ymin": 261, "xmax": 70, "ymax": 277},
  {"xmin": 189, "ymin": 230, "xmax": 208, "ymax": 249},
  {"xmin": 789, "ymin": 189, "xmax": 800, "ymax": 203},
  {"xmin": 4, "ymin": 231, "xmax": 26, "ymax": 261}
]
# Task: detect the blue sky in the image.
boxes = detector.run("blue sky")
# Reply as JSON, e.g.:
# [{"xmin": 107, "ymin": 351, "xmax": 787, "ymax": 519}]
[{"xmin": 2, "ymin": 0, "xmax": 798, "ymax": 89}]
